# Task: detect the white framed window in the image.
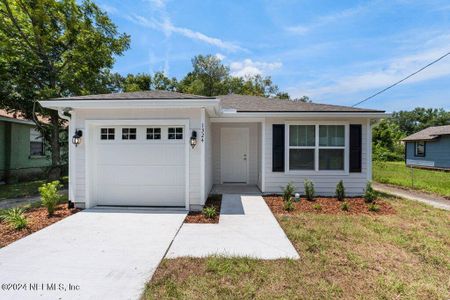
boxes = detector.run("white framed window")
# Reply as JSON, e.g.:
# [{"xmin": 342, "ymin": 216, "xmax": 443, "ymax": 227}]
[
  {"xmin": 319, "ymin": 125, "xmax": 345, "ymax": 170},
  {"xmin": 122, "ymin": 128, "xmax": 137, "ymax": 140},
  {"xmin": 30, "ymin": 128, "xmax": 44, "ymax": 156},
  {"xmin": 146, "ymin": 128, "xmax": 161, "ymax": 140},
  {"xmin": 100, "ymin": 128, "xmax": 115, "ymax": 140},
  {"xmin": 168, "ymin": 127, "xmax": 183, "ymax": 140},
  {"xmin": 287, "ymin": 123, "xmax": 347, "ymax": 172}
]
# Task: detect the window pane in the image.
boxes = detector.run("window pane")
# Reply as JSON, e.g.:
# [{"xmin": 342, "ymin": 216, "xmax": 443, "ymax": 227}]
[
  {"xmin": 416, "ymin": 142, "xmax": 425, "ymax": 156},
  {"xmin": 30, "ymin": 141, "xmax": 44, "ymax": 156},
  {"xmin": 289, "ymin": 149, "xmax": 315, "ymax": 170},
  {"xmin": 289, "ymin": 125, "xmax": 315, "ymax": 146},
  {"xmin": 319, "ymin": 149, "xmax": 344, "ymax": 170},
  {"xmin": 319, "ymin": 125, "xmax": 345, "ymax": 146}
]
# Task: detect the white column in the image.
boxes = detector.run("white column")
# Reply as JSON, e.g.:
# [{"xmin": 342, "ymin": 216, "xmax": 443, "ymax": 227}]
[{"xmin": 200, "ymin": 108, "xmax": 206, "ymax": 204}]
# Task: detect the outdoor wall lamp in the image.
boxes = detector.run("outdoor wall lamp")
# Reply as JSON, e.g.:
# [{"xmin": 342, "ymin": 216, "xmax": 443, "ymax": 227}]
[
  {"xmin": 190, "ymin": 130, "xmax": 197, "ymax": 149},
  {"xmin": 72, "ymin": 130, "xmax": 83, "ymax": 147}
]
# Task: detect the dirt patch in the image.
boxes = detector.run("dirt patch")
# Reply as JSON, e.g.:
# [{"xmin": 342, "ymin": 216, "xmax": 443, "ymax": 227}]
[
  {"xmin": 264, "ymin": 195, "xmax": 395, "ymax": 216},
  {"xmin": 0, "ymin": 204, "xmax": 80, "ymax": 248},
  {"xmin": 185, "ymin": 195, "xmax": 222, "ymax": 224}
]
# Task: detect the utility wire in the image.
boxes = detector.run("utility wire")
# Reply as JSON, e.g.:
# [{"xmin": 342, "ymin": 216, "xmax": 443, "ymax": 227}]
[{"xmin": 352, "ymin": 51, "xmax": 450, "ymax": 107}]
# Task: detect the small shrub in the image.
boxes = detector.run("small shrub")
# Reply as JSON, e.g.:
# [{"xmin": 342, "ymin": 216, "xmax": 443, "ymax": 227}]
[
  {"xmin": 313, "ymin": 203, "xmax": 322, "ymax": 211},
  {"xmin": 283, "ymin": 200, "xmax": 295, "ymax": 212},
  {"xmin": 364, "ymin": 181, "xmax": 377, "ymax": 203},
  {"xmin": 203, "ymin": 206, "xmax": 217, "ymax": 219},
  {"xmin": 336, "ymin": 180, "xmax": 346, "ymax": 201},
  {"xmin": 0, "ymin": 208, "xmax": 28, "ymax": 230},
  {"xmin": 341, "ymin": 201, "xmax": 350, "ymax": 211},
  {"xmin": 39, "ymin": 180, "xmax": 63, "ymax": 216},
  {"xmin": 368, "ymin": 203, "xmax": 380, "ymax": 212},
  {"xmin": 304, "ymin": 179, "xmax": 315, "ymax": 201},
  {"xmin": 282, "ymin": 182, "xmax": 296, "ymax": 202}
]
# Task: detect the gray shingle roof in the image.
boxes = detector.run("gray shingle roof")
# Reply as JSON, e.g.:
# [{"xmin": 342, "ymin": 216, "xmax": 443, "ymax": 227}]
[
  {"xmin": 50, "ymin": 91, "xmax": 384, "ymax": 113},
  {"xmin": 218, "ymin": 94, "xmax": 384, "ymax": 113},
  {"xmin": 402, "ymin": 125, "xmax": 450, "ymax": 141},
  {"xmin": 52, "ymin": 90, "xmax": 214, "ymax": 100}
]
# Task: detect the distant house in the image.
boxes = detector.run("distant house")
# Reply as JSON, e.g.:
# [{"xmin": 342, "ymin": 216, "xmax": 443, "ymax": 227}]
[
  {"xmin": 402, "ymin": 125, "xmax": 450, "ymax": 170},
  {"xmin": 0, "ymin": 109, "xmax": 52, "ymax": 183}
]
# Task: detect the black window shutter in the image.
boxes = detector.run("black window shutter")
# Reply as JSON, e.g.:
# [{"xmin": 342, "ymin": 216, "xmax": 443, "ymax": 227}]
[
  {"xmin": 272, "ymin": 124, "xmax": 285, "ymax": 172},
  {"xmin": 349, "ymin": 124, "xmax": 362, "ymax": 173}
]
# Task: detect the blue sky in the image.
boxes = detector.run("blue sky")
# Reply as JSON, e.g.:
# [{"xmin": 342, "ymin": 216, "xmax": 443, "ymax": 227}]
[{"xmin": 99, "ymin": 0, "xmax": 450, "ymax": 112}]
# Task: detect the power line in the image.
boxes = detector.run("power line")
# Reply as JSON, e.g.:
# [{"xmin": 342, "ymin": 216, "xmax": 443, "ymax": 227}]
[{"xmin": 352, "ymin": 51, "xmax": 450, "ymax": 107}]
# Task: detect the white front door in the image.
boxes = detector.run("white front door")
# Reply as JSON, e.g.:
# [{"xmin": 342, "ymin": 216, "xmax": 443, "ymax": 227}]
[{"xmin": 220, "ymin": 127, "xmax": 249, "ymax": 183}]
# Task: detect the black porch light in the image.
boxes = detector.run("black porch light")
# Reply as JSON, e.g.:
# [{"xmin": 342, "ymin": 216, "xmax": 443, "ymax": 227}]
[
  {"xmin": 190, "ymin": 130, "xmax": 197, "ymax": 149},
  {"xmin": 72, "ymin": 130, "xmax": 83, "ymax": 147}
]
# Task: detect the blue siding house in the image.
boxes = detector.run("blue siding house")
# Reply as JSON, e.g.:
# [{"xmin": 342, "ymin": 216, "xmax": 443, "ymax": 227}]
[{"xmin": 403, "ymin": 125, "xmax": 450, "ymax": 169}]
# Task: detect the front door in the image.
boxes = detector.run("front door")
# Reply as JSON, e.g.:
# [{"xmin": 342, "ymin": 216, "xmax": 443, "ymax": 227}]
[{"xmin": 220, "ymin": 127, "xmax": 249, "ymax": 183}]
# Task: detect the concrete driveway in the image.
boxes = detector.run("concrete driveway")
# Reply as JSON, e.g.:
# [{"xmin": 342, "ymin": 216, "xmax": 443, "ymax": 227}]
[{"xmin": 0, "ymin": 207, "xmax": 186, "ymax": 300}]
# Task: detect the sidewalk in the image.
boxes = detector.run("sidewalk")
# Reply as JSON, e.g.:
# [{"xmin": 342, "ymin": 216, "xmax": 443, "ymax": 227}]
[
  {"xmin": 373, "ymin": 183, "xmax": 450, "ymax": 211},
  {"xmin": 0, "ymin": 189, "xmax": 68, "ymax": 210}
]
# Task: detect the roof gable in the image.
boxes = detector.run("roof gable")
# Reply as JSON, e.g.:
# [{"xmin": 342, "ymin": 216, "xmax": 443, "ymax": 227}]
[{"xmin": 403, "ymin": 125, "xmax": 450, "ymax": 141}]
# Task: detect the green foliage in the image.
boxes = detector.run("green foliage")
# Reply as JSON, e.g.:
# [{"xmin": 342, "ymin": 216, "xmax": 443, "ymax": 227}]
[
  {"xmin": 202, "ymin": 206, "xmax": 217, "ymax": 219},
  {"xmin": 364, "ymin": 182, "xmax": 377, "ymax": 203},
  {"xmin": 282, "ymin": 182, "xmax": 295, "ymax": 202},
  {"xmin": 341, "ymin": 201, "xmax": 350, "ymax": 211},
  {"xmin": 304, "ymin": 179, "xmax": 315, "ymax": 201},
  {"xmin": 283, "ymin": 200, "xmax": 295, "ymax": 211},
  {"xmin": 313, "ymin": 204, "xmax": 322, "ymax": 211},
  {"xmin": 0, "ymin": 0, "xmax": 130, "ymax": 179},
  {"xmin": 368, "ymin": 203, "xmax": 380, "ymax": 212},
  {"xmin": 392, "ymin": 108, "xmax": 450, "ymax": 136},
  {"xmin": 0, "ymin": 208, "xmax": 28, "ymax": 230},
  {"xmin": 39, "ymin": 181, "xmax": 63, "ymax": 216},
  {"xmin": 335, "ymin": 180, "xmax": 345, "ymax": 201}
]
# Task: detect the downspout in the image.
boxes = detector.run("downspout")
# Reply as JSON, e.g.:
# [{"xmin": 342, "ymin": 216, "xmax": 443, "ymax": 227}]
[{"xmin": 57, "ymin": 108, "xmax": 74, "ymax": 208}]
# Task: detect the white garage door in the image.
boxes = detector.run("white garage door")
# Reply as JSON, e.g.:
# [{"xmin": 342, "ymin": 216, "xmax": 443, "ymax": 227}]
[{"xmin": 93, "ymin": 125, "xmax": 186, "ymax": 207}]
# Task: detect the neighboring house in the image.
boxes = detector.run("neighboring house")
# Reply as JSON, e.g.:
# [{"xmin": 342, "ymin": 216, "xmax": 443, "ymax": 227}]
[
  {"xmin": 40, "ymin": 91, "xmax": 386, "ymax": 210},
  {"xmin": 402, "ymin": 125, "xmax": 450, "ymax": 170},
  {"xmin": 0, "ymin": 109, "xmax": 51, "ymax": 183}
]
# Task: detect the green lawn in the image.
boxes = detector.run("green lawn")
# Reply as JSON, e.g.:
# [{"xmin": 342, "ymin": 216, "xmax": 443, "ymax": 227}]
[
  {"xmin": 0, "ymin": 180, "xmax": 46, "ymax": 200},
  {"xmin": 144, "ymin": 195, "xmax": 450, "ymax": 299},
  {"xmin": 373, "ymin": 161, "xmax": 450, "ymax": 197}
]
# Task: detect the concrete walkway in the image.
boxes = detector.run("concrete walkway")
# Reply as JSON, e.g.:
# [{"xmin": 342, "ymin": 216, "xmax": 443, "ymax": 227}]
[
  {"xmin": 167, "ymin": 194, "xmax": 300, "ymax": 259},
  {"xmin": 373, "ymin": 182, "xmax": 450, "ymax": 211},
  {"xmin": 0, "ymin": 189, "xmax": 68, "ymax": 209},
  {"xmin": 0, "ymin": 207, "xmax": 186, "ymax": 300}
]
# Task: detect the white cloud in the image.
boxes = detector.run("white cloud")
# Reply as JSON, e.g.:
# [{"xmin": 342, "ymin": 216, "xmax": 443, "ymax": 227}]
[
  {"xmin": 215, "ymin": 53, "xmax": 226, "ymax": 61},
  {"xmin": 129, "ymin": 14, "xmax": 246, "ymax": 52},
  {"xmin": 99, "ymin": 3, "xmax": 118, "ymax": 14},
  {"xmin": 285, "ymin": 3, "xmax": 370, "ymax": 35},
  {"xmin": 146, "ymin": 0, "xmax": 167, "ymax": 8},
  {"xmin": 230, "ymin": 59, "xmax": 282, "ymax": 77}
]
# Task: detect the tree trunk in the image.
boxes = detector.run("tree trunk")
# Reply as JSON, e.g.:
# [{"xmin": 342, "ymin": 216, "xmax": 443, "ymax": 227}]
[{"xmin": 48, "ymin": 110, "xmax": 61, "ymax": 181}]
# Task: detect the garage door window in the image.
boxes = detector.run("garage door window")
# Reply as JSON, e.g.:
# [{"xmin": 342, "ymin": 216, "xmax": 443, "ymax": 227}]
[
  {"xmin": 168, "ymin": 127, "xmax": 183, "ymax": 140},
  {"xmin": 100, "ymin": 128, "xmax": 115, "ymax": 140},
  {"xmin": 146, "ymin": 128, "xmax": 161, "ymax": 140},
  {"xmin": 122, "ymin": 128, "xmax": 137, "ymax": 140}
]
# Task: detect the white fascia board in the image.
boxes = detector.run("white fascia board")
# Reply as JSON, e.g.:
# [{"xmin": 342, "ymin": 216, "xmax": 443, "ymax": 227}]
[
  {"xmin": 219, "ymin": 111, "xmax": 389, "ymax": 119},
  {"xmin": 39, "ymin": 99, "xmax": 220, "ymax": 110}
]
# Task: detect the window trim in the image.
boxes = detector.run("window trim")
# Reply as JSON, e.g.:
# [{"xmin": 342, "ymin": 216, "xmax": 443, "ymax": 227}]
[
  {"xmin": 285, "ymin": 121, "xmax": 349, "ymax": 175},
  {"xmin": 29, "ymin": 128, "xmax": 45, "ymax": 157},
  {"xmin": 146, "ymin": 127, "xmax": 162, "ymax": 140},
  {"xmin": 121, "ymin": 127, "xmax": 137, "ymax": 140},
  {"xmin": 168, "ymin": 127, "xmax": 184, "ymax": 140},
  {"xmin": 414, "ymin": 141, "xmax": 426, "ymax": 157}
]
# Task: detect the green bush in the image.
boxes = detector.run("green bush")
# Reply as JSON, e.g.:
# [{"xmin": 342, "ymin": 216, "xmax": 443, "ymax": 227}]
[
  {"xmin": 304, "ymin": 179, "xmax": 315, "ymax": 201},
  {"xmin": 364, "ymin": 181, "xmax": 377, "ymax": 203},
  {"xmin": 313, "ymin": 203, "xmax": 322, "ymax": 211},
  {"xmin": 38, "ymin": 180, "xmax": 63, "ymax": 216},
  {"xmin": 203, "ymin": 206, "xmax": 217, "ymax": 219},
  {"xmin": 341, "ymin": 201, "xmax": 350, "ymax": 211},
  {"xmin": 282, "ymin": 182, "xmax": 295, "ymax": 202},
  {"xmin": 283, "ymin": 200, "xmax": 295, "ymax": 212},
  {"xmin": 0, "ymin": 207, "xmax": 28, "ymax": 230},
  {"xmin": 335, "ymin": 180, "xmax": 345, "ymax": 201},
  {"xmin": 368, "ymin": 203, "xmax": 380, "ymax": 212}
]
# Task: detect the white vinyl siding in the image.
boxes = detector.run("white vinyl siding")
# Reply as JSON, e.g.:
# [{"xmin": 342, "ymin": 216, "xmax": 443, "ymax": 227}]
[
  {"xmin": 72, "ymin": 108, "xmax": 202, "ymax": 208},
  {"xmin": 265, "ymin": 118, "xmax": 369, "ymax": 196}
]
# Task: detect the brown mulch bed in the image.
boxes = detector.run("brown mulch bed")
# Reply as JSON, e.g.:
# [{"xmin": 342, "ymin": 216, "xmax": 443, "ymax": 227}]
[
  {"xmin": 0, "ymin": 204, "xmax": 80, "ymax": 248},
  {"xmin": 184, "ymin": 195, "xmax": 222, "ymax": 224},
  {"xmin": 264, "ymin": 195, "xmax": 395, "ymax": 216}
]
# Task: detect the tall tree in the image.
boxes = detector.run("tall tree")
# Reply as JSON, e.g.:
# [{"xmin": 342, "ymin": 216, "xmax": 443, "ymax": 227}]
[
  {"xmin": 391, "ymin": 108, "xmax": 450, "ymax": 135},
  {"xmin": 0, "ymin": 0, "xmax": 130, "ymax": 179}
]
